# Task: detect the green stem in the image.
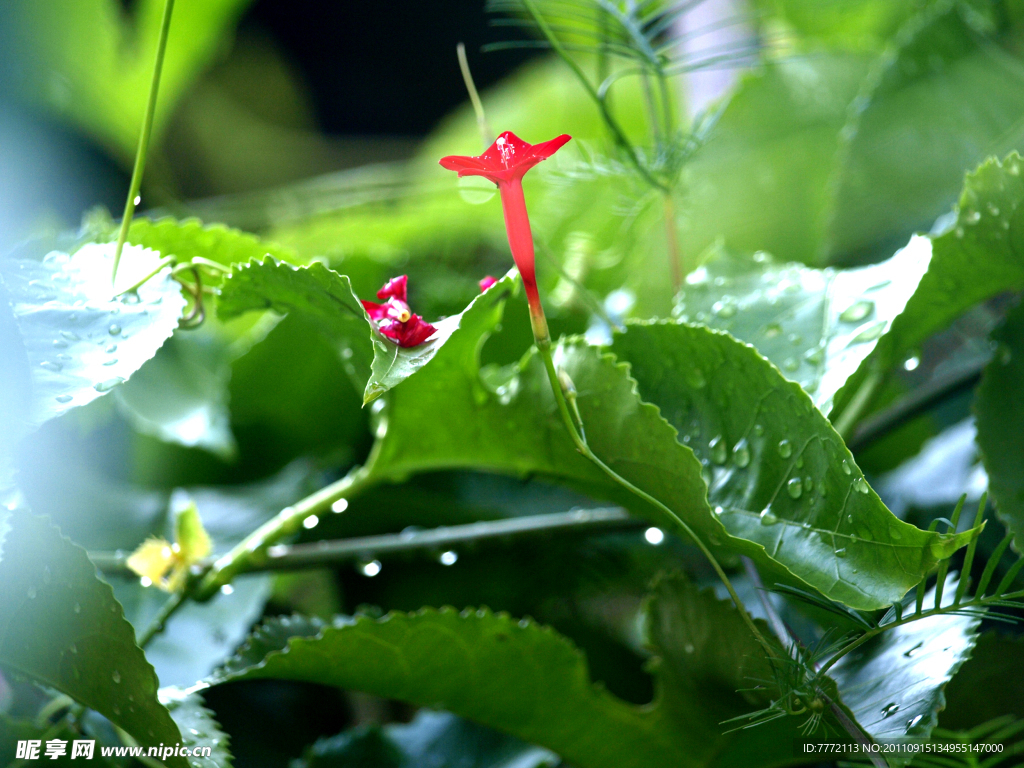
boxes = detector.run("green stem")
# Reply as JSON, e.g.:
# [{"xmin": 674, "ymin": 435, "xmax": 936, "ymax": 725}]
[
  {"xmin": 192, "ymin": 461, "xmax": 377, "ymax": 601},
  {"xmin": 111, "ymin": 0, "xmax": 176, "ymax": 284},
  {"xmin": 457, "ymin": 42, "xmax": 493, "ymax": 148},
  {"xmin": 534, "ymin": 337, "xmax": 774, "ymax": 659},
  {"xmin": 520, "ymin": 0, "xmax": 667, "ymax": 193},
  {"xmin": 137, "ymin": 590, "xmax": 185, "ymax": 648},
  {"xmin": 832, "ymin": 368, "xmax": 882, "ymax": 442}
]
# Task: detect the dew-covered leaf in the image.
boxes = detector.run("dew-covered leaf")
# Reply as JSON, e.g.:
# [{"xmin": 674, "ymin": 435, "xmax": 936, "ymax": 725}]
[
  {"xmin": 0, "ymin": 243, "xmax": 186, "ymax": 432},
  {"xmin": 160, "ymin": 688, "xmax": 232, "ymax": 768},
  {"xmin": 673, "ymin": 237, "xmax": 930, "ymax": 412},
  {"xmin": 0, "ymin": 510, "xmax": 186, "ymax": 766},
  {"xmin": 828, "ymin": 577, "xmax": 981, "ymax": 764},
  {"xmin": 974, "ymin": 300, "xmax": 1024, "ymax": 550},
  {"xmin": 293, "ymin": 711, "xmax": 557, "ymax": 768},
  {"xmin": 610, "ymin": 321, "xmax": 973, "ymax": 609},
  {"xmin": 834, "ymin": 152, "xmax": 1024, "ymax": 421}
]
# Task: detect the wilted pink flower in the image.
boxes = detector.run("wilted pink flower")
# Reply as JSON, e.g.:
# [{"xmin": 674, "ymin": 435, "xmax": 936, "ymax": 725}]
[{"xmin": 361, "ymin": 275, "xmax": 437, "ymax": 347}]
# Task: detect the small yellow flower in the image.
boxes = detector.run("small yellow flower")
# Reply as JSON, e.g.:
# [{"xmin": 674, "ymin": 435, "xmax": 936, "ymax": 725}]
[{"xmin": 127, "ymin": 502, "xmax": 211, "ymax": 592}]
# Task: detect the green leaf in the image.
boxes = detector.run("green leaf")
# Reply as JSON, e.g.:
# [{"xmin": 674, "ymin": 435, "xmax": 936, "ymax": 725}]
[
  {"xmin": 206, "ymin": 581, "xmax": 802, "ymax": 768},
  {"xmin": 369, "ymin": 283, "xmax": 969, "ymax": 609},
  {"xmin": 0, "ymin": 243, "xmax": 187, "ymax": 432},
  {"xmin": 825, "ymin": 1, "xmax": 1024, "ymax": 261},
  {"xmin": 975, "ymin": 300, "xmax": 1024, "ymax": 551},
  {"xmin": 0, "ymin": 714, "xmax": 86, "ymax": 766},
  {"xmin": 611, "ymin": 321, "xmax": 972, "ymax": 609},
  {"xmin": 160, "ymin": 688, "xmax": 232, "ymax": 768},
  {"xmin": 829, "ymin": 577, "xmax": 981, "ymax": 764},
  {"xmin": 673, "ymin": 237, "xmax": 930, "ymax": 412},
  {"xmin": 127, "ymin": 217, "xmax": 300, "ymax": 270},
  {"xmin": 0, "ymin": 511, "xmax": 186, "ymax": 767},
  {"xmin": 293, "ymin": 711, "xmax": 557, "ymax": 768},
  {"xmin": 833, "ymin": 152, "xmax": 1024, "ymax": 423},
  {"xmin": 0, "ymin": 0, "xmax": 252, "ymax": 157},
  {"xmin": 115, "ymin": 330, "xmax": 236, "ymax": 458},
  {"xmin": 217, "ymin": 259, "xmax": 517, "ymax": 406},
  {"xmin": 216, "ymin": 258, "xmax": 372, "ymax": 382}
]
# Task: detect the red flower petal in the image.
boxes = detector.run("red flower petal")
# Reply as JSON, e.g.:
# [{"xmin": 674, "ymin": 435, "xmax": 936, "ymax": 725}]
[
  {"xmin": 439, "ymin": 131, "xmax": 571, "ymax": 185},
  {"xmin": 377, "ymin": 275, "xmax": 408, "ymax": 302},
  {"xmin": 361, "ymin": 300, "xmax": 389, "ymax": 321},
  {"xmin": 479, "ymin": 276, "xmax": 498, "ymax": 292}
]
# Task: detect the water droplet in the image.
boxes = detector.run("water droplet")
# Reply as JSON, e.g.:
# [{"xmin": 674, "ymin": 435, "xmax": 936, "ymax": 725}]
[
  {"xmin": 777, "ymin": 439, "xmax": 793, "ymax": 458},
  {"xmin": 106, "ymin": 344, "xmax": 118, "ymax": 353},
  {"xmin": 27, "ymin": 586, "xmax": 36, "ymax": 599},
  {"xmin": 94, "ymin": 377, "xmax": 125, "ymax": 392},
  {"xmin": 881, "ymin": 703, "xmax": 899, "ymax": 718},
  {"xmin": 850, "ymin": 321, "xmax": 886, "ymax": 344},
  {"xmin": 903, "ymin": 642, "xmax": 923, "ymax": 658},
  {"xmin": 360, "ymin": 560, "xmax": 382, "ymax": 577},
  {"xmin": 835, "ymin": 548, "xmax": 847, "ymax": 558},
  {"xmin": 965, "ymin": 210, "xmax": 981, "ymax": 224},
  {"xmin": 60, "ymin": 331, "xmax": 79, "ymax": 341},
  {"xmin": 759, "ymin": 509, "xmax": 779, "ymax": 526},
  {"xmin": 55, "ymin": 395, "xmax": 73, "ymax": 404},
  {"xmin": 302, "ymin": 515, "xmax": 319, "ymax": 529},
  {"xmin": 782, "ymin": 357, "xmax": 799, "ymax": 372},
  {"xmin": 709, "ymin": 435, "xmax": 727, "ymax": 465},
  {"xmin": 102, "ymin": 358, "xmax": 118, "ymax": 366},
  {"xmin": 888, "ymin": 524, "xmax": 903, "ymax": 541},
  {"xmin": 840, "ymin": 300, "xmax": 874, "ymax": 323},
  {"xmin": 906, "ymin": 714, "xmax": 923, "ymax": 731},
  {"xmin": 439, "ymin": 550, "xmax": 458, "ymax": 565},
  {"xmin": 733, "ymin": 439, "xmax": 750, "ymax": 468},
  {"xmin": 108, "ymin": 324, "xmax": 122, "ymax": 336},
  {"xmin": 73, "ymin": 602, "xmax": 81, "ymax": 613},
  {"xmin": 331, "ymin": 498, "xmax": 349, "ymax": 513},
  {"xmin": 753, "ymin": 424, "xmax": 764, "ymax": 437},
  {"xmin": 763, "ymin": 322, "xmax": 782, "ymax": 339},
  {"xmin": 853, "ymin": 478, "xmax": 870, "ymax": 494},
  {"xmin": 40, "ymin": 361, "xmax": 62, "ymax": 372},
  {"xmin": 842, "ymin": 460, "xmax": 852, "ymax": 475},
  {"xmin": 53, "ymin": 339, "xmax": 68, "ymax": 349},
  {"xmin": 786, "ymin": 478, "xmax": 803, "ymax": 499},
  {"xmin": 68, "ymin": 643, "xmax": 77, "ymax": 654},
  {"xmin": 903, "ymin": 355, "xmax": 920, "ymax": 371},
  {"xmin": 644, "ymin": 527, "xmax": 665, "ymax": 545},
  {"xmin": 955, "ymin": 227, "xmax": 965, "ymax": 238},
  {"xmin": 796, "ymin": 457, "xmax": 804, "ymax": 469},
  {"xmin": 112, "ymin": 670, "xmax": 121, "ymax": 683},
  {"xmin": 803, "ymin": 477, "xmax": 813, "ymax": 493}
]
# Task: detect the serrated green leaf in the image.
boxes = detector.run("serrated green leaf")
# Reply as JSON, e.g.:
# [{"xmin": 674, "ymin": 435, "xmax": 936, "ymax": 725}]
[
  {"xmin": 834, "ymin": 152, "xmax": 1024, "ymax": 423},
  {"xmin": 974, "ymin": 300, "xmax": 1024, "ymax": 551},
  {"xmin": 216, "ymin": 259, "xmax": 514, "ymax": 406},
  {"xmin": 825, "ymin": 1, "xmax": 1024, "ymax": 261},
  {"xmin": 0, "ymin": 713, "xmax": 85, "ymax": 766},
  {"xmin": 205, "ymin": 582, "xmax": 803, "ymax": 768},
  {"xmin": 128, "ymin": 217, "xmax": 299, "ymax": 270},
  {"xmin": 828, "ymin": 577, "xmax": 981, "ymax": 765},
  {"xmin": 611, "ymin": 320, "xmax": 970, "ymax": 609},
  {"xmin": 0, "ymin": 511, "xmax": 186, "ymax": 767},
  {"xmin": 0, "ymin": 243, "xmax": 187, "ymax": 432},
  {"xmin": 673, "ymin": 237, "xmax": 930, "ymax": 412},
  {"xmin": 115, "ymin": 330, "xmax": 236, "ymax": 458},
  {"xmin": 160, "ymin": 688, "xmax": 232, "ymax": 768},
  {"xmin": 293, "ymin": 711, "xmax": 557, "ymax": 768}
]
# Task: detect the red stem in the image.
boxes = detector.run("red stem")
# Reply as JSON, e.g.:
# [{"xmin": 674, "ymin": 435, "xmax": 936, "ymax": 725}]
[{"xmin": 499, "ymin": 178, "xmax": 549, "ymax": 343}]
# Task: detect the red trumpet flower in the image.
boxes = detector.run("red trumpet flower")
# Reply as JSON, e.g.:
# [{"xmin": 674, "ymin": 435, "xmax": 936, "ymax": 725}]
[
  {"xmin": 440, "ymin": 131, "xmax": 571, "ymax": 342},
  {"xmin": 361, "ymin": 275, "xmax": 437, "ymax": 348}
]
